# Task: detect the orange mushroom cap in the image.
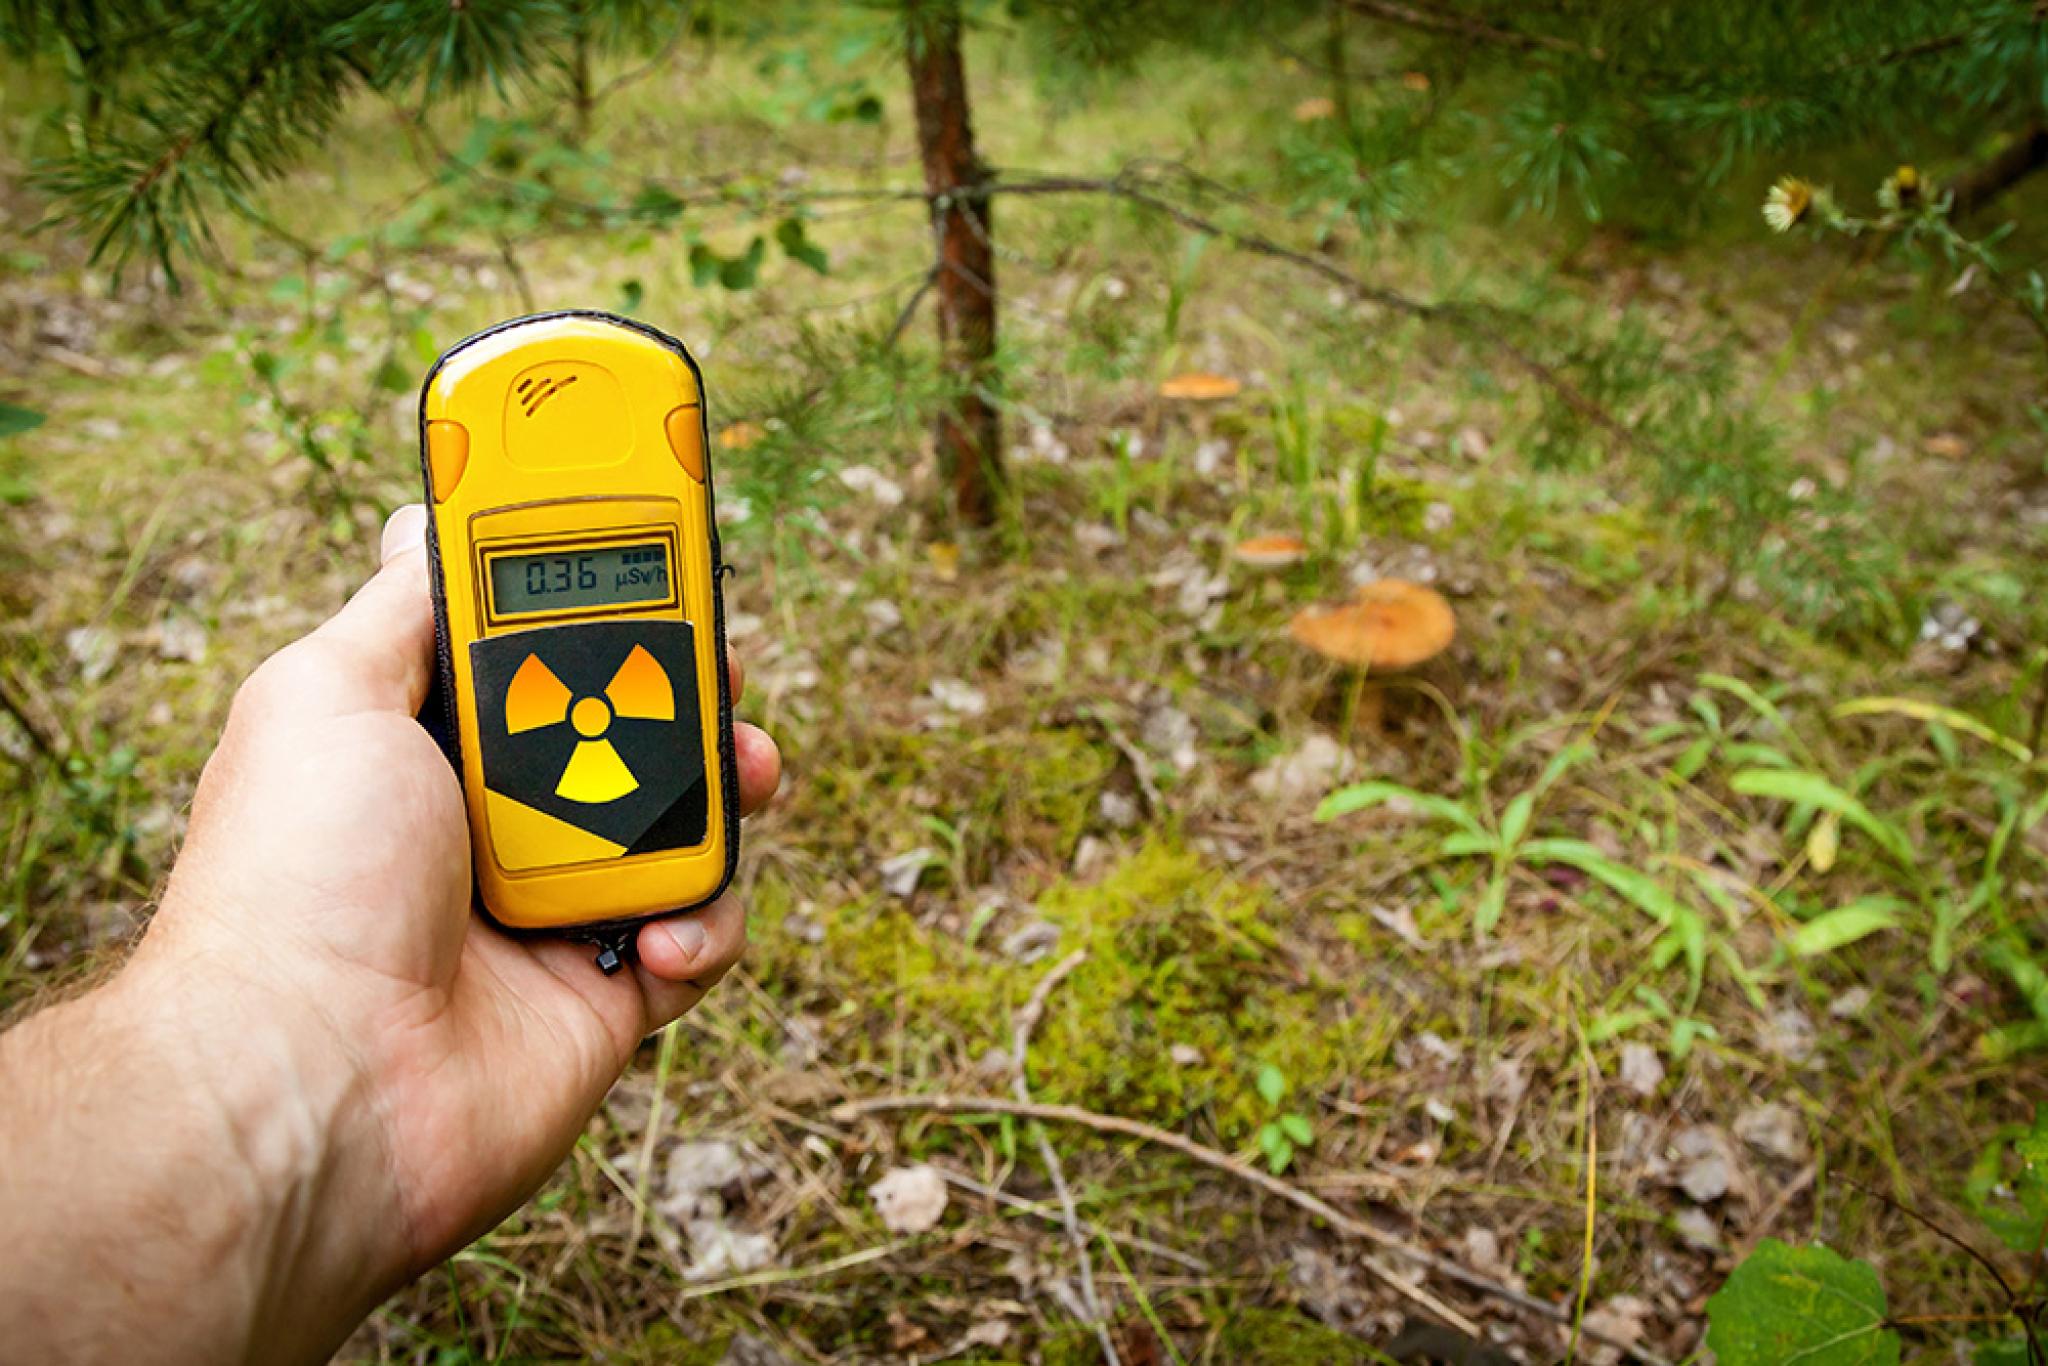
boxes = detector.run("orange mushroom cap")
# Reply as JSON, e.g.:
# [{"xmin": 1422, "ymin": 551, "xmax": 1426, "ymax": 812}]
[
  {"xmin": 1159, "ymin": 372, "xmax": 1243, "ymax": 401},
  {"xmin": 1233, "ymin": 534, "xmax": 1308, "ymax": 568},
  {"xmin": 1288, "ymin": 578, "xmax": 1456, "ymax": 670}
]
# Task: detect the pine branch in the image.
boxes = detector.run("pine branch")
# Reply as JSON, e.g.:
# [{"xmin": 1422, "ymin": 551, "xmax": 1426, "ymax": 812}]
[
  {"xmin": 1949, "ymin": 122, "xmax": 2048, "ymax": 220},
  {"xmin": 1341, "ymin": 0, "xmax": 1599, "ymax": 59}
]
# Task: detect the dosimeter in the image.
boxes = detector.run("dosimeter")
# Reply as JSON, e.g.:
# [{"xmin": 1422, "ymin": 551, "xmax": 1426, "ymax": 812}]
[{"xmin": 418, "ymin": 312, "xmax": 738, "ymax": 971}]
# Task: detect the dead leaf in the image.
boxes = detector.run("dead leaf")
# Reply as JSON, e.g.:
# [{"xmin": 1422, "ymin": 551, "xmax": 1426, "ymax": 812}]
[
  {"xmin": 837, "ymin": 464, "xmax": 905, "ymax": 506},
  {"xmin": 1293, "ymin": 96, "xmax": 1337, "ymax": 122},
  {"xmin": 878, "ymin": 848, "xmax": 936, "ymax": 898},
  {"xmin": 1618, "ymin": 1042, "xmax": 1666, "ymax": 1098},
  {"xmin": 65, "ymin": 625, "xmax": 117, "ymax": 683},
  {"xmin": 870, "ymin": 1164, "xmax": 949, "ymax": 1233},
  {"xmin": 1250, "ymin": 733, "xmax": 1354, "ymax": 804},
  {"xmin": 1669, "ymin": 1125, "xmax": 1736, "ymax": 1204},
  {"xmin": 718, "ymin": 421, "xmax": 763, "ymax": 450},
  {"xmin": 1922, "ymin": 432, "xmax": 1969, "ymax": 459},
  {"xmin": 928, "ymin": 541, "xmax": 960, "ymax": 581},
  {"xmin": 1579, "ymin": 1294, "xmax": 1651, "ymax": 1366},
  {"xmin": 1158, "ymin": 371, "xmax": 1242, "ymax": 401},
  {"xmin": 1401, "ymin": 70, "xmax": 1431, "ymax": 91},
  {"xmin": 1733, "ymin": 1101, "xmax": 1809, "ymax": 1165}
]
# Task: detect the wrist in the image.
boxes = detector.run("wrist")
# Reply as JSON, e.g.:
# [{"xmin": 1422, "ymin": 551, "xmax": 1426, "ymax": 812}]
[{"xmin": 0, "ymin": 939, "xmax": 412, "ymax": 1365}]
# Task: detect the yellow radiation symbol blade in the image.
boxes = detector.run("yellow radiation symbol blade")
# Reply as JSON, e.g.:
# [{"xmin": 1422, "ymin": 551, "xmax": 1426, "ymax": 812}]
[
  {"xmin": 505, "ymin": 654, "xmax": 572, "ymax": 735},
  {"xmin": 604, "ymin": 643, "xmax": 675, "ymax": 722},
  {"xmin": 556, "ymin": 738, "xmax": 638, "ymax": 804}
]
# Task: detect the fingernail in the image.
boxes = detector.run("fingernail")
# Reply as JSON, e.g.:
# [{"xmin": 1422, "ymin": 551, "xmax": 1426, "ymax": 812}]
[
  {"xmin": 380, "ymin": 504, "xmax": 427, "ymax": 565},
  {"xmin": 662, "ymin": 916, "xmax": 707, "ymax": 964}
]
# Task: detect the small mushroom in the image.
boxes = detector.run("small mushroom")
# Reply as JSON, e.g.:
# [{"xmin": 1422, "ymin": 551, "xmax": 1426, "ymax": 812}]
[
  {"xmin": 1158, "ymin": 371, "xmax": 1242, "ymax": 401},
  {"xmin": 1289, "ymin": 579, "xmax": 1455, "ymax": 669},
  {"xmin": 1233, "ymin": 534, "xmax": 1307, "ymax": 569},
  {"xmin": 1289, "ymin": 579, "xmax": 1456, "ymax": 732}
]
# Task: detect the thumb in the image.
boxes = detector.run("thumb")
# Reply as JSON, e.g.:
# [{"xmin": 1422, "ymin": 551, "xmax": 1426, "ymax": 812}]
[{"xmin": 297, "ymin": 504, "xmax": 436, "ymax": 717}]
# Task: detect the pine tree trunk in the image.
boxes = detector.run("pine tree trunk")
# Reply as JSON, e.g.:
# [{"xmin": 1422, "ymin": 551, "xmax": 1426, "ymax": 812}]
[{"xmin": 904, "ymin": 0, "xmax": 1001, "ymax": 527}]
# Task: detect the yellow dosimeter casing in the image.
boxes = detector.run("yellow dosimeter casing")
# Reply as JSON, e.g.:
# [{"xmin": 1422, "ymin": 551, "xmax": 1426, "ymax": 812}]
[{"xmin": 418, "ymin": 312, "xmax": 738, "ymax": 965}]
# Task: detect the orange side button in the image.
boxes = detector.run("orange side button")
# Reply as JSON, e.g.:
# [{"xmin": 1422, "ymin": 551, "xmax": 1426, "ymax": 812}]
[
  {"xmin": 663, "ymin": 405, "xmax": 705, "ymax": 482},
  {"xmin": 425, "ymin": 420, "xmax": 470, "ymax": 500}
]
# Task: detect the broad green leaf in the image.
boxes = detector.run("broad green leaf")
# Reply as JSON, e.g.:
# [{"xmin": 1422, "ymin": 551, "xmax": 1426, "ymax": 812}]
[
  {"xmin": 775, "ymin": 217, "xmax": 830, "ymax": 274},
  {"xmin": 1279, "ymin": 1113, "xmax": 1314, "ymax": 1146},
  {"xmin": 1790, "ymin": 897, "xmax": 1904, "ymax": 957},
  {"xmin": 1704, "ymin": 1239, "xmax": 1898, "ymax": 1366},
  {"xmin": 1498, "ymin": 791, "xmax": 1535, "ymax": 847},
  {"xmin": 1730, "ymin": 768, "xmax": 1913, "ymax": 867},
  {"xmin": 1256, "ymin": 1064, "xmax": 1285, "ymax": 1108},
  {"xmin": 1474, "ymin": 873, "xmax": 1508, "ymax": 937},
  {"xmin": 1522, "ymin": 838, "xmax": 1685, "ymax": 927},
  {"xmin": 1437, "ymin": 830, "xmax": 1498, "ymax": 859},
  {"xmin": 1834, "ymin": 696, "xmax": 2032, "ymax": 764},
  {"xmin": 0, "ymin": 403, "xmax": 44, "ymax": 439},
  {"xmin": 1315, "ymin": 781, "xmax": 1484, "ymax": 836}
]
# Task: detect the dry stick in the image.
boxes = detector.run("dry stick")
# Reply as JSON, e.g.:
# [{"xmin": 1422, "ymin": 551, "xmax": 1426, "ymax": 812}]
[
  {"xmin": 831, "ymin": 1094, "xmax": 1676, "ymax": 1366},
  {"xmin": 1013, "ymin": 950, "xmax": 1120, "ymax": 1366}
]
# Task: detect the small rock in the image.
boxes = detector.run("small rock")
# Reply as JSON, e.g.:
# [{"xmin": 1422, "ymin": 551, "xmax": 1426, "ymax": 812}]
[
  {"xmin": 870, "ymin": 1164, "xmax": 949, "ymax": 1233},
  {"xmin": 1618, "ymin": 1042, "xmax": 1666, "ymax": 1098}
]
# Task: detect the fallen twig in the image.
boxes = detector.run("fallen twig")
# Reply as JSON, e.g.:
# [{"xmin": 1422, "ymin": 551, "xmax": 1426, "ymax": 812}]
[
  {"xmin": 831, "ymin": 1093, "xmax": 1675, "ymax": 1365},
  {"xmin": 1012, "ymin": 950, "xmax": 1119, "ymax": 1366}
]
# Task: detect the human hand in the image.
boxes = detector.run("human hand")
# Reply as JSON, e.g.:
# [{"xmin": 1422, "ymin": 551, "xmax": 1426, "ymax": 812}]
[{"xmin": 0, "ymin": 504, "xmax": 781, "ymax": 1365}]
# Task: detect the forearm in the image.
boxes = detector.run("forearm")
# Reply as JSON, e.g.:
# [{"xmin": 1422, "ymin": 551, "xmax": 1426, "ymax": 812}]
[{"xmin": 0, "ymin": 946, "xmax": 405, "ymax": 1365}]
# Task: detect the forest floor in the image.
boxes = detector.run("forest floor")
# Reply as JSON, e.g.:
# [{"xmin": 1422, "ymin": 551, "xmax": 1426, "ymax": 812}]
[{"xmin": 5, "ymin": 29, "xmax": 2048, "ymax": 1366}]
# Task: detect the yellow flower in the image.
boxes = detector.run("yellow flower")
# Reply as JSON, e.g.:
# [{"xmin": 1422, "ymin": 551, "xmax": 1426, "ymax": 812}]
[
  {"xmin": 1878, "ymin": 164, "xmax": 1921, "ymax": 212},
  {"xmin": 1763, "ymin": 176, "xmax": 1816, "ymax": 233}
]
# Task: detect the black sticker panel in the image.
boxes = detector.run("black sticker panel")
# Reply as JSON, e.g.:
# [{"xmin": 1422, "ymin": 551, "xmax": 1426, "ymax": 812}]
[{"xmin": 471, "ymin": 619, "xmax": 708, "ymax": 853}]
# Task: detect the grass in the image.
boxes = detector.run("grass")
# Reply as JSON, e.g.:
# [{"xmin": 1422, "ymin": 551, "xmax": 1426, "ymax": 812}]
[{"xmin": 5, "ymin": 19, "xmax": 2048, "ymax": 1365}]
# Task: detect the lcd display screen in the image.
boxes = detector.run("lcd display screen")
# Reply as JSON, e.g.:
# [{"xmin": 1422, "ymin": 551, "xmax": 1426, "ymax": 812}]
[{"xmin": 488, "ymin": 540, "xmax": 673, "ymax": 617}]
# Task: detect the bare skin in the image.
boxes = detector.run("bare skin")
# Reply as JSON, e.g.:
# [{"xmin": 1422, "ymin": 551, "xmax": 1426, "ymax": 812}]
[{"xmin": 0, "ymin": 504, "xmax": 783, "ymax": 1365}]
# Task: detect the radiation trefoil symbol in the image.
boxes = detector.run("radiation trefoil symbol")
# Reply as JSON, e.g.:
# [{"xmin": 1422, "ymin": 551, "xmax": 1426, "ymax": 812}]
[
  {"xmin": 470, "ymin": 619, "xmax": 708, "ymax": 860},
  {"xmin": 504, "ymin": 644, "xmax": 675, "ymax": 803}
]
